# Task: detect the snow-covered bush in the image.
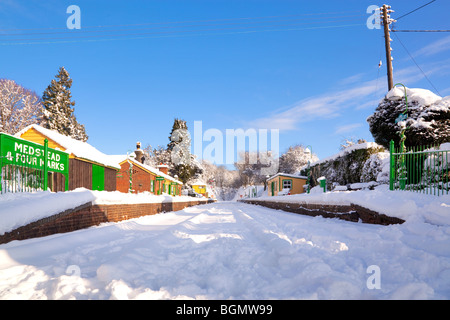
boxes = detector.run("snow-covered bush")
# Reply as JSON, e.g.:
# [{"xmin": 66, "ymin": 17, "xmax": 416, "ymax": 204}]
[
  {"xmin": 303, "ymin": 142, "xmax": 386, "ymax": 188},
  {"xmin": 361, "ymin": 151, "xmax": 390, "ymax": 183},
  {"xmin": 367, "ymin": 87, "xmax": 450, "ymax": 149}
]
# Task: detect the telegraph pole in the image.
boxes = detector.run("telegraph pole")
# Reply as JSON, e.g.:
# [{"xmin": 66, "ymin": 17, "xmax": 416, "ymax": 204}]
[{"xmin": 381, "ymin": 4, "xmax": 395, "ymax": 91}]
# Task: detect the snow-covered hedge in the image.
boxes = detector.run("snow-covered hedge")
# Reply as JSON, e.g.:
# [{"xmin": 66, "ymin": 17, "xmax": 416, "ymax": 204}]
[{"xmin": 302, "ymin": 142, "xmax": 387, "ymax": 189}]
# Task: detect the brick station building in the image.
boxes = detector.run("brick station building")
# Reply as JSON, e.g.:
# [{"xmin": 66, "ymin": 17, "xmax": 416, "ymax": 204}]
[{"xmin": 115, "ymin": 142, "xmax": 183, "ymax": 195}]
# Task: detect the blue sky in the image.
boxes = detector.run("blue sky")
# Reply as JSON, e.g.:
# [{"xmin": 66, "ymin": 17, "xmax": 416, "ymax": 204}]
[{"xmin": 1, "ymin": 0, "xmax": 449, "ymax": 167}]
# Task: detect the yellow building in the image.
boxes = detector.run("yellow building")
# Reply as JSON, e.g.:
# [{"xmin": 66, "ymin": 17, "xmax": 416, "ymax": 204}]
[
  {"xmin": 267, "ymin": 173, "xmax": 308, "ymax": 196},
  {"xmin": 191, "ymin": 180, "xmax": 208, "ymax": 198}
]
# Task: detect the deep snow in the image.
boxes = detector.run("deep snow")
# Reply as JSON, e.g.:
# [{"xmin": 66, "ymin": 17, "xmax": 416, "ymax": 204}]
[
  {"xmin": 0, "ymin": 189, "xmax": 208, "ymax": 236},
  {"xmin": 1, "ymin": 194, "xmax": 450, "ymax": 299}
]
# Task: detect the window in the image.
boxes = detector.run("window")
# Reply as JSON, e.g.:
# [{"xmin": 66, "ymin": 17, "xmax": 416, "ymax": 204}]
[
  {"xmin": 151, "ymin": 180, "xmax": 154, "ymax": 193},
  {"xmin": 282, "ymin": 179, "xmax": 292, "ymax": 189}
]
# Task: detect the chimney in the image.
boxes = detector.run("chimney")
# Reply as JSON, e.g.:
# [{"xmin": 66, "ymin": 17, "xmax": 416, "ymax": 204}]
[
  {"xmin": 157, "ymin": 163, "xmax": 169, "ymax": 175},
  {"xmin": 134, "ymin": 141, "xmax": 145, "ymax": 164}
]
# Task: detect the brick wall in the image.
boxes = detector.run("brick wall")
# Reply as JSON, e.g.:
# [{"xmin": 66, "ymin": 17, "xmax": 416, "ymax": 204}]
[
  {"xmin": 240, "ymin": 200, "xmax": 404, "ymax": 225},
  {"xmin": 0, "ymin": 199, "xmax": 214, "ymax": 245}
]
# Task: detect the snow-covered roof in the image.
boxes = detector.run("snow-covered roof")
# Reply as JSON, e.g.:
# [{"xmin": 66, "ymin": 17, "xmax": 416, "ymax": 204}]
[
  {"xmin": 268, "ymin": 172, "xmax": 307, "ymax": 181},
  {"xmin": 190, "ymin": 179, "xmax": 207, "ymax": 186},
  {"xmin": 16, "ymin": 124, "xmax": 120, "ymax": 169},
  {"xmin": 119, "ymin": 156, "xmax": 183, "ymax": 185}
]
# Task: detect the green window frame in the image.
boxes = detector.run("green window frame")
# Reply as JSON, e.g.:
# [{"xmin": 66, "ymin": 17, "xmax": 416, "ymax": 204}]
[{"xmin": 282, "ymin": 179, "xmax": 292, "ymax": 190}]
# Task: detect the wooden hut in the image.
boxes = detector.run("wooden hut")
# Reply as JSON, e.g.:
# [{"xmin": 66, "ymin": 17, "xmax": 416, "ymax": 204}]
[
  {"xmin": 267, "ymin": 173, "xmax": 308, "ymax": 196},
  {"xmin": 16, "ymin": 125, "xmax": 119, "ymax": 192}
]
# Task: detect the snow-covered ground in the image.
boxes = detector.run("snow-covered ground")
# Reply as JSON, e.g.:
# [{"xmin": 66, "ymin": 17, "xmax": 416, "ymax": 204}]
[
  {"xmin": 0, "ymin": 189, "xmax": 209, "ymax": 236},
  {"xmin": 1, "ymin": 192, "xmax": 450, "ymax": 299},
  {"xmin": 254, "ymin": 185, "xmax": 450, "ymax": 226}
]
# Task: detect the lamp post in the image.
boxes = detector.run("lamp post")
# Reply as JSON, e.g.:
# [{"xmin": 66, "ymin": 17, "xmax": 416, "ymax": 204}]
[
  {"xmin": 127, "ymin": 150, "xmax": 133, "ymax": 193},
  {"xmin": 305, "ymin": 145, "xmax": 313, "ymax": 194},
  {"xmin": 393, "ymin": 83, "xmax": 409, "ymax": 190}
]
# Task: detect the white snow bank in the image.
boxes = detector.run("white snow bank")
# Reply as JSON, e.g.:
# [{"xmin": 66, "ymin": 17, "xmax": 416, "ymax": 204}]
[
  {"xmin": 92, "ymin": 190, "xmax": 206, "ymax": 204},
  {"xmin": 252, "ymin": 185, "xmax": 450, "ymax": 226},
  {"xmin": 0, "ymin": 189, "xmax": 96, "ymax": 236},
  {"xmin": 0, "ymin": 189, "xmax": 209, "ymax": 235}
]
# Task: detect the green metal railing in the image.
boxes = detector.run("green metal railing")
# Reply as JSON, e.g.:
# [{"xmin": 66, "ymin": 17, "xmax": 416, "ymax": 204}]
[
  {"xmin": 390, "ymin": 140, "xmax": 449, "ymax": 196},
  {"xmin": 0, "ymin": 156, "xmax": 46, "ymax": 194}
]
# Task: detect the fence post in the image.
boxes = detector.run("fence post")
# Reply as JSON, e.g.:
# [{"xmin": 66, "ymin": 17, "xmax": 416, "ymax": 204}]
[
  {"xmin": 389, "ymin": 140, "xmax": 395, "ymax": 190},
  {"xmin": 0, "ymin": 156, "xmax": 2, "ymax": 194},
  {"xmin": 44, "ymin": 139, "xmax": 48, "ymax": 191}
]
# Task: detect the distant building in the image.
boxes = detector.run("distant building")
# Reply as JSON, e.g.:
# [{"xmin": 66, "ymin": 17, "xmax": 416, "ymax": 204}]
[
  {"xmin": 267, "ymin": 173, "xmax": 307, "ymax": 196},
  {"xmin": 191, "ymin": 180, "xmax": 208, "ymax": 198}
]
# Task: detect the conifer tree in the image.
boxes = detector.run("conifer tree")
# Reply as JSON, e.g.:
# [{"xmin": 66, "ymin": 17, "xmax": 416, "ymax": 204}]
[
  {"xmin": 167, "ymin": 118, "xmax": 202, "ymax": 183},
  {"xmin": 42, "ymin": 67, "xmax": 88, "ymax": 141}
]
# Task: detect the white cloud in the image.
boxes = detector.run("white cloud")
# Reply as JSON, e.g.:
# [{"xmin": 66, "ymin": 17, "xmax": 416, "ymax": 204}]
[
  {"xmin": 246, "ymin": 59, "xmax": 450, "ymax": 132},
  {"xmin": 413, "ymin": 35, "xmax": 450, "ymax": 57},
  {"xmin": 334, "ymin": 123, "xmax": 363, "ymax": 135},
  {"xmin": 247, "ymin": 79, "xmax": 378, "ymax": 132}
]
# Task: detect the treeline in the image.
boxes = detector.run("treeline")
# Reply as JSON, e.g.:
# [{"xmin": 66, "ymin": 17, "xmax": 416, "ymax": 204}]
[{"xmin": 141, "ymin": 122, "xmax": 321, "ymax": 193}]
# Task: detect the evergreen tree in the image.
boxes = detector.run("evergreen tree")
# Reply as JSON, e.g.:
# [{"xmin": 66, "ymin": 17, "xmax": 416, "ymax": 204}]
[
  {"xmin": 167, "ymin": 118, "xmax": 188, "ymax": 152},
  {"xmin": 167, "ymin": 118, "xmax": 202, "ymax": 183},
  {"xmin": 42, "ymin": 67, "xmax": 88, "ymax": 141}
]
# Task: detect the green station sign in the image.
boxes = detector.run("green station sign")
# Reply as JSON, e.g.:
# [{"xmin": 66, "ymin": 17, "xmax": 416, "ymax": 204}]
[
  {"xmin": 0, "ymin": 133, "xmax": 68, "ymax": 173},
  {"xmin": 0, "ymin": 133, "xmax": 69, "ymax": 192}
]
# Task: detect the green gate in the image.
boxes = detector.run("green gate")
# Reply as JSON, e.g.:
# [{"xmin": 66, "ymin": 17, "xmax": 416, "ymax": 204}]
[{"xmin": 389, "ymin": 140, "xmax": 449, "ymax": 196}]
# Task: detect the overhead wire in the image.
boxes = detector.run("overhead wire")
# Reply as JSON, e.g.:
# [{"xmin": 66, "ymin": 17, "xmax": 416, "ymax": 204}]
[
  {"xmin": 0, "ymin": 11, "xmax": 366, "ymax": 45},
  {"xmin": 0, "ymin": 15, "xmax": 366, "ymax": 37},
  {"xmin": 0, "ymin": 10, "xmax": 363, "ymax": 32},
  {"xmin": 392, "ymin": 29, "xmax": 450, "ymax": 32},
  {"xmin": 389, "ymin": 0, "xmax": 443, "ymax": 95},
  {"xmin": 395, "ymin": 0, "xmax": 437, "ymax": 21},
  {"xmin": 392, "ymin": 32, "xmax": 441, "ymax": 96},
  {"xmin": 0, "ymin": 23, "xmax": 366, "ymax": 46}
]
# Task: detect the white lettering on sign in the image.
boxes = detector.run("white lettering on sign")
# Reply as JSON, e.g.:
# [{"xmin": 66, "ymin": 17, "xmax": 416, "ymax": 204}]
[{"xmin": 10, "ymin": 141, "xmax": 65, "ymax": 172}]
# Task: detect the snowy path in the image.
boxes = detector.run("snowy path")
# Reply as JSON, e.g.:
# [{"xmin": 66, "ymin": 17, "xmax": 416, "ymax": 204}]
[{"xmin": 0, "ymin": 202, "xmax": 449, "ymax": 299}]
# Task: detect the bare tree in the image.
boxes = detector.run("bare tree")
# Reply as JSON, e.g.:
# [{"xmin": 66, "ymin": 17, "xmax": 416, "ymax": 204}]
[
  {"xmin": 234, "ymin": 151, "xmax": 269, "ymax": 186},
  {"xmin": 279, "ymin": 144, "xmax": 319, "ymax": 174},
  {"xmin": 0, "ymin": 79, "xmax": 43, "ymax": 135}
]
